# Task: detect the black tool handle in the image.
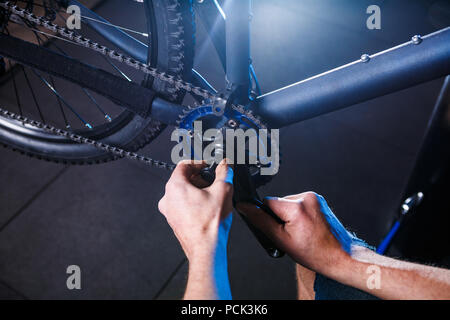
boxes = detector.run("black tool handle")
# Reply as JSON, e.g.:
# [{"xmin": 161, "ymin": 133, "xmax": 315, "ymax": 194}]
[
  {"xmin": 238, "ymin": 199, "xmax": 285, "ymax": 258},
  {"xmin": 236, "ymin": 210, "xmax": 285, "ymax": 258},
  {"xmin": 251, "ymin": 198, "xmax": 285, "ymax": 225},
  {"xmin": 202, "ymin": 165, "xmax": 285, "ymax": 258},
  {"xmin": 200, "ymin": 166, "xmax": 217, "ymax": 186}
]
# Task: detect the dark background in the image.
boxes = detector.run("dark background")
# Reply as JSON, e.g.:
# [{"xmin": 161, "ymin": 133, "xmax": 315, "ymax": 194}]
[{"xmin": 0, "ymin": 0, "xmax": 448, "ymax": 299}]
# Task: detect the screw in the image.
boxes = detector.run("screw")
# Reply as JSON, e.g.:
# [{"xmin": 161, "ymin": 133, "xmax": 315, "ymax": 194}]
[
  {"xmin": 228, "ymin": 119, "xmax": 238, "ymax": 128},
  {"xmin": 411, "ymin": 35, "xmax": 422, "ymax": 45},
  {"xmin": 249, "ymin": 91, "xmax": 258, "ymax": 101},
  {"xmin": 361, "ymin": 54, "xmax": 371, "ymax": 63}
]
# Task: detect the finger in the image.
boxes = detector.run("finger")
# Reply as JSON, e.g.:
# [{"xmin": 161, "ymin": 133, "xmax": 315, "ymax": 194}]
[
  {"xmin": 236, "ymin": 202, "xmax": 284, "ymax": 240},
  {"xmin": 172, "ymin": 160, "xmax": 207, "ymax": 184},
  {"xmin": 210, "ymin": 159, "xmax": 234, "ymax": 193},
  {"xmin": 263, "ymin": 197, "xmax": 299, "ymax": 223},
  {"xmin": 283, "ymin": 192, "xmax": 321, "ymax": 204},
  {"xmin": 283, "ymin": 194, "xmax": 303, "ymax": 201}
]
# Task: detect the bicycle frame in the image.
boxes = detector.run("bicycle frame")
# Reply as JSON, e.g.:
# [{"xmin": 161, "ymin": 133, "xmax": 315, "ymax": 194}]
[{"xmin": 73, "ymin": 0, "xmax": 450, "ymax": 129}]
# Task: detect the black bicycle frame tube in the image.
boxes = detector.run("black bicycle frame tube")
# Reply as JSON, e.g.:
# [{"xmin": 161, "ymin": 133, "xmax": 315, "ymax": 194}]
[
  {"xmin": 256, "ymin": 27, "xmax": 450, "ymax": 128},
  {"xmin": 224, "ymin": 0, "xmax": 251, "ymax": 103}
]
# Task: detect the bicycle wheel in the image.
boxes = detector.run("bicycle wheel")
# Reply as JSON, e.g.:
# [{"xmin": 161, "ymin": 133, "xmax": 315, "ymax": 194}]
[{"xmin": 0, "ymin": 0, "xmax": 195, "ymax": 164}]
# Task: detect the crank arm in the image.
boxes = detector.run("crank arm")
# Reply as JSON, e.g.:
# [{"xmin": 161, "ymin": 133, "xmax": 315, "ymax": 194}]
[{"xmin": 235, "ymin": 203, "xmax": 285, "ymax": 259}]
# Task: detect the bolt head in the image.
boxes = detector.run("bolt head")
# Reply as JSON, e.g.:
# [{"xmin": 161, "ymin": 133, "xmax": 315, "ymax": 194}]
[
  {"xmin": 412, "ymin": 35, "xmax": 422, "ymax": 45},
  {"xmin": 228, "ymin": 119, "xmax": 238, "ymax": 128},
  {"xmin": 361, "ymin": 54, "xmax": 371, "ymax": 63}
]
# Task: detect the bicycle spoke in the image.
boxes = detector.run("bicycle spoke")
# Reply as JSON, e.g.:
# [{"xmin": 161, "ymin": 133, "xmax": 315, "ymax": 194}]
[
  {"xmin": 36, "ymin": 32, "xmax": 113, "ymax": 122},
  {"xmin": 101, "ymin": 54, "xmax": 132, "ymax": 82},
  {"xmin": 8, "ymin": 59, "xmax": 23, "ymax": 116},
  {"xmin": 73, "ymin": 11, "xmax": 136, "ymax": 83},
  {"xmin": 28, "ymin": 0, "xmax": 150, "ymax": 38},
  {"xmin": 63, "ymin": 14, "xmax": 139, "ymax": 121},
  {"xmin": 27, "ymin": 28, "xmax": 71, "ymax": 128},
  {"xmin": 30, "ymin": 26, "xmax": 89, "ymax": 48},
  {"xmin": 79, "ymin": 15, "xmax": 137, "ymax": 83},
  {"xmin": 75, "ymin": 14, "xmax": 149, "ymax": 38},
  {"xmin": 82, "ymin": 89, "xmax": 112, "ymax": 122},
  {"xmin": 17, "ymin": 0, "xmax": 150, "ymax": 38},
  {"xmin": 21, "ymin": 65, "xmax": 45, "ymax": 122},
  {"xmin": 6, "ymin": 6, "xmax": 106, "ymax": 129},
  {"xmin": 0, "ymin": 0, "xmax": 193, "ymax": 163},
  {"xmin": 5, "ymin": 27, "xmax": 23, "ymax": 116},
  {"xmin": 32, "ymin": 69, "xmax": 92, "ymax": 129},
  {"xmin": 55, "ymin": 10, "xmax": 132, "ymax": 82},
  {"xmin": 49, "ymin": 75, "xmax": 70, "ymax": 128},
  {"xmin": 30, "ymin": 27, "xmax": 101, "ymax": 128},
  {"xmin": 8, "ymin": 12, "xmax": 47, "ymax": 122}
]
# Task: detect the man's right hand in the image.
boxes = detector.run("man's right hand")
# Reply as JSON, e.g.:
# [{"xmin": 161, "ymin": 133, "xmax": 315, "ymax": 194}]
[
  {"xmin": 237, "ymin": 192, "xmax": 350, "ymax": 277},
  {"xmin": 237, "ymin": 193, "xmax": 450, "ymax": 300}
]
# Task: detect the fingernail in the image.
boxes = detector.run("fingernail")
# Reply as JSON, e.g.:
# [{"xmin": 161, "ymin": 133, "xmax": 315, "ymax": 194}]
[{"xmin": 222, "ymin": 158, "xmax": 234, "ymax": 168}]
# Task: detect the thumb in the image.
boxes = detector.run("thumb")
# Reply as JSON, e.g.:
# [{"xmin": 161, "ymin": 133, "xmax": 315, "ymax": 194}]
[
  {"xmin": 263, "ymin": 197, "xmax": 299, "ymax": 223},
  {"xmin": 210, "ymin": 159, "xmax": 234, "ymax": 194}
]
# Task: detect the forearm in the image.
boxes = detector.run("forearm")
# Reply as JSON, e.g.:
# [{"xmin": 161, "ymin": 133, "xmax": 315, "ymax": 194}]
[
  {"xmin": 330, "ymin": 246, "xmax": 450, "ymax": 300},
  {"xmin": 184, "ymin": 258, "xmax": 221, "ymax": 300},
  {"xmin": 183, "ymin": 238, "xmax": 232, "ymax": 300}
]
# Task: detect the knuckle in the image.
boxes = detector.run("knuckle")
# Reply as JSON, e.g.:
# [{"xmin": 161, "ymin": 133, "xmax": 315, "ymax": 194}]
[
  {"xmin": 174, "ymin": 160, "xmax": 191, "ymax": 172},
  {"xmin": 178, "ymin": 159, "xmax": 192, "ymax": 166},
  {"xmin": 164, "ymin": 181, "xmax": 173, "ymax": 192},
  {"xmin": 215, "ymin": 180, "xmax": 234, "ymax": 192},
  {"xmin": 302, "ymin": 191, "xmax": 320, "ymax": 204},
  {"xmin": 158, "ymin": 198, "xmax": 166, "ymax": 213},
  {"xmin": 165, "ymin": 179, "xmax": 183, "ymax": 192}
]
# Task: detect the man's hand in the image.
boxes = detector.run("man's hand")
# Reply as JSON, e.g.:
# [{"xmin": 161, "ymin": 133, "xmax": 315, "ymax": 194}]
[
  {"xmin": 238, "ymin": 193, "xmax": 450, "ymax": 300},
  {"xmin": 237, "ymin": 192, "xmax": 350, "ymax": 276},
  {"xmin": 158, "ymin": 159, "xmax": 234, "ymax": 260},
  {"xmin": 158, "ymin": 159, "xmax": 234, "ymax": 300}
]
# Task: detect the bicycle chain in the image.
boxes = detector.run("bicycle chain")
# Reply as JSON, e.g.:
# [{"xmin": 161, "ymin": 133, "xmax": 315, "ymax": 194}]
[
  {"xmin": 0, "ymin": 107, "xmax": 177, "ymax": 170},
  {"xmin": 0, "ymin": 1, "xmax": 217, "ymax": 102},
  {"xmin": 0, "ymin": 1, "xmax": 269, "ymax": 172}
]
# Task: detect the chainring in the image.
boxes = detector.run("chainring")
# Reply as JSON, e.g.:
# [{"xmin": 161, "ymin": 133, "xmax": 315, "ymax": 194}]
[{"xmin": 177, "ymin": 102, "xmax": 279, "ymax": 187}]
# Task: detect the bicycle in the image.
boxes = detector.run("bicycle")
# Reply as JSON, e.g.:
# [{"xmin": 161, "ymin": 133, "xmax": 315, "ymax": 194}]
[{"xmin": 0, "ymin": 0, "xmax": 449, "ymax": 256}]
